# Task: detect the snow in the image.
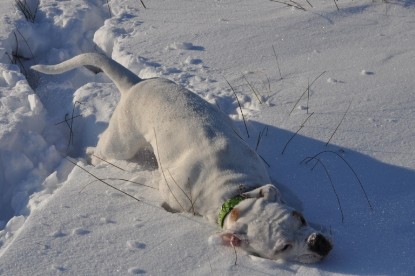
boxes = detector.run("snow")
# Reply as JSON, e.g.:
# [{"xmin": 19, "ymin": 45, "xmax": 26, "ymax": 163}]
[{"xmin": 0, "ymin": 0, "xmax": 414, "ymax": 275}]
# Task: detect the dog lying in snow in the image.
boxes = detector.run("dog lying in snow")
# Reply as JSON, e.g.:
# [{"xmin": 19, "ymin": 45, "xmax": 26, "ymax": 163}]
[{"xmin": 32, "ymin": 53, "xmax": 332, "ymax": 263}]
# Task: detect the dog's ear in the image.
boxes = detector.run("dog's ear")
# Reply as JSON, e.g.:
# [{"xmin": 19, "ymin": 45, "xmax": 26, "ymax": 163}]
[
  {"xmin": 229, "ymin": 208, "xmax": 239, "ymax": 222},
  {"xmin": 242, "ymin": 184, "xmax": 280, "ymax": 202},
  {"xmin": 219, "ymin": 232, "xmax": 242, "ymax": 247}
]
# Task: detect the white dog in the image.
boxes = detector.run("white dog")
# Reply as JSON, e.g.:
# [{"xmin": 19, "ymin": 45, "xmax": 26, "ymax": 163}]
[{"xmin": 32, "ymin": 53, "xmax": 332, "ymax": 263}]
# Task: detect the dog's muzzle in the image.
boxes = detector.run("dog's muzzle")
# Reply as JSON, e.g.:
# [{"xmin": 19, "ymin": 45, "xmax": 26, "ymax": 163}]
[{"xmin": 306, "ymin": 233, "xmax": 332, "ymax": 257}]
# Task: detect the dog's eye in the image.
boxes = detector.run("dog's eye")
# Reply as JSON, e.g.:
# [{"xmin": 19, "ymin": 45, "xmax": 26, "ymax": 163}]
[
  {"xmin": 276, "ymin": 244, "xmax": 292, "ymax": 255},
  {"xmin": 292, "ymin": 211, "xmax": 307, "ymax": 226}
]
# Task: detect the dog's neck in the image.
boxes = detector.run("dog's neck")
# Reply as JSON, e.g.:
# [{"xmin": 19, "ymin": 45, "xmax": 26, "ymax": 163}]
[{"xmin": 217, "ymin": 195, "xmax": 246, "ymax": 227}]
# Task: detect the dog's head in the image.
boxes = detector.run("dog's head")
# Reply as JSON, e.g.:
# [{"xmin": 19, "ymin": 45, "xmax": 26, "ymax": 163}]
[{"xmin": 219, "ymin": 185, "xmax": 333, "ymax": 263}]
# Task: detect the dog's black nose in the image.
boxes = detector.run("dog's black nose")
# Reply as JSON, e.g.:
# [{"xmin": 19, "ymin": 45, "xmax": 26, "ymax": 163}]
[{"xmin": 307, "ymin": 233, "xmax": 332, "ymax": 257}]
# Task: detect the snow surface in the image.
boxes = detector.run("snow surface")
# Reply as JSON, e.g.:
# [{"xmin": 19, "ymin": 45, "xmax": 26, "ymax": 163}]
[{"xmin": 0, "ymin": 0, "xmax": 414, "ymax": 275}]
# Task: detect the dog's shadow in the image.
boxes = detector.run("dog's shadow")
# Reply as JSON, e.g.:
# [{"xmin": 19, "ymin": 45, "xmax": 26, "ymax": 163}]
[{"xmin": 241, "ymin": 120, "xmax": 415, "ymax": 275}]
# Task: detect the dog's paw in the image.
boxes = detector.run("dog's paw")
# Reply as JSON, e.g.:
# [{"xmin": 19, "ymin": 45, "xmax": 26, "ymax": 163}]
[{"xmin": 86, "ymin": 147, "xmax": 101, "ymax": 166}]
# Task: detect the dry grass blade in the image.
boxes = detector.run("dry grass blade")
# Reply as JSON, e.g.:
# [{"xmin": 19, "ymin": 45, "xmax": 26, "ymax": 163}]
[
  {"xmin": 11, "ymin": 32, "xmax": 28, "ymax": 77},
  {"xmin": 106, "ymin": 0, "xmax": 112, "ymax": 17},
  {"xmin": 242, "ymin": 73, "xmax": 263, "ymax": 104},
  {"xmin": 153, "ymin": 128, "xmax": 185, "ymax": 212},
  {"xmin": 270, "ymin": 0, "xmax": 306, "ymax": 11},
  {"xmin": 305, "ymin": 0, "xmax": 313, "ymax": 8},
  {"xmin": 167, "ymin": 169, "xmax": 194, "ymax": 212},
  {"xmin": 289, "ymin": 0, "xmax": 306, "ymax": 10},
  {"xmin": 281, "ymin": 112, "xmax": 314, "ymax": 155},
  {"xmin": 55, "ymin": 115, "xmax": 82, "ymax": 125},
  {"xmin": 306, "ymin": 78, "xmax": 310, "ymax": 113},
  {"xmin": 333, "ymin": 0, "xmax": 340, "ymax": 11},
  {"xmin": 258, "ymin": 153, "xmax": 271, "ymax": 168},
  {"xmin": 92, "ymin": 154, "xmax": 126, "ymax": 171},
  {"xmin": 272, "ymin": 45, "xmax": 283, "ymax": 80},
  {"xmin": 224, "ymin": 77, "xmax": 250, "ymax": 138},
  {"xmin": 303, "ymin": 150, "xmax": 373, "ymax": 211},
  {"xmin": 326, "ymin": 102, "xmax": 352, "ymax": 146},
  {"xmin": 65, "ymin": 157, "xmax": 142, "ymax": 203},
  {"xmin": 302, "ymin": 157, "xmax": 345, "ymax": 222},
  {"xmin": 80, "ymin": 177, "xmax": 158, "ymax": 194},
  {"xmin": 99, "ymin": 178, "xmax": 156, "ymax": 190},
  {"xmin": 65, "ymin": 101, "xmax": 83, "ymax": 152},
  {"xmin": 231, "ymin": 242, "xmax": 238, "ymax": 266},
  {"xmin": 256, "ymin": 126, "xmax": 268, "ymax": 151},
  {"xmin": 289, "ymin": 71, "xmax": 326, "ymax": 115},
  {"xmin": 16, "ymin": 29, "xmax": 34, "ymax": 59},
  {"xmin": 66, "ymin": 157, "xmax": 215, "ymax": 229},
  {"xmin": 15, "ymin": 0, "xmax": 39, "ymax": 22}
]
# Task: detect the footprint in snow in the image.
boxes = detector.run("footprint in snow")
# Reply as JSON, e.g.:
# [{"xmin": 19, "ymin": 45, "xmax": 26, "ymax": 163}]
[
  {"xmin": 361, "ymin": 70, "xmax": 374, "ymax": 75},
  {"xmin": 99, "ymin": 217, "xmax": 116, "ymax": 224},
  {"xmin": 127, "ymin": 240, "xmax": 146, "ymax": 250},
  {"xmin": 128, "ymin": 267, "xmax": 146, "ymax": 274},
  {"xmin": 51, "ymin": 230, "xmax": 66, "ymax": 238},
  {"xmin": 71, "ymin": 228, "xmax": 90, "ymax": 235},
  {"xmin": 168, "ymin": 42, "xmax": 205, "ymax": 51},
  {"xmin": 134, "ymin": 223, "xmax": 144, "ymax": 229},
  {"xmin": 51, "ymin": 264, "xmax": 66, "ymax": 272}
]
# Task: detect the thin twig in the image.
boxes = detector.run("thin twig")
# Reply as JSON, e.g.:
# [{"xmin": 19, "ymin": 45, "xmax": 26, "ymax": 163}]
[
  {"xmin": 224, "ymin": 77, "xmax": 250, "ymax": 138},
  {"xmin": 289, "ymin": 71, "xmax": 326, "ymax": 115},
  {"xmin": 140, "ymin": 0, "xmax": 147, "ymax": 9},
  {"xmin": 281, "ymin": 112, "xmax": 314, "ymax": 155},
  {"xmin": 326, "ymin": 102, "xmax": 352, "ymax": 146}
]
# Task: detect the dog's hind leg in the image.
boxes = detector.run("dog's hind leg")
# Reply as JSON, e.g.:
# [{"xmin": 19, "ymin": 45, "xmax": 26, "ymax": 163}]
[{"xmin": 90, "ymin": 108, "xmax": 144, "ymax": 164}]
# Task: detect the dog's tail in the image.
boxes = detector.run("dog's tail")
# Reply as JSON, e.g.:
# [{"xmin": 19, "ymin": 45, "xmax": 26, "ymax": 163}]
[{"xmin": 31, "ymin": 53, "xmax": 141, "ymax": 93}]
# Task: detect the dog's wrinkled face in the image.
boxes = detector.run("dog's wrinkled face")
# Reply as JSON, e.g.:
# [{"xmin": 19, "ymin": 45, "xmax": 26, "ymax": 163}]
[{"xmin": 221, "ymin": 197, "xmax": 332, "ymax": 263}]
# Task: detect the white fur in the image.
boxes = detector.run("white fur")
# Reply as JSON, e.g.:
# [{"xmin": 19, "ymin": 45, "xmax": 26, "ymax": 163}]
[{"xmin": 32, "ymin": 53, "xmax": 332, "ymax": 263}]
